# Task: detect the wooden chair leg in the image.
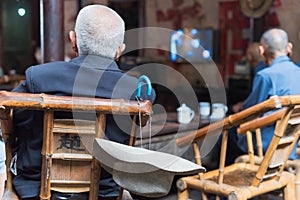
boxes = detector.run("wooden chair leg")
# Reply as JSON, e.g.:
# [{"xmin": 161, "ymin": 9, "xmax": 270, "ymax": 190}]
[
  {"xmin": 40, "ymin": 111, "xmax": 54, "ymax": 200},
  {"xmin": 177, "ymin": 189, "xmax": 189, "ymax": 200},
  {"xmin": 285, "ymin": 160, "xmax": 300, "ymax": 200},
  {"xmin": 283, "ymin": 176, "xmax": 296, "ymax": 200},
  {"xmin": 176, "ymin": 179, "xmax": 189, "ymax": 200},
  {"xmin": 295, "ymin": 170, "xmax": 300, "ymax": 200},
  {"xmin": 89, "ymin": 159, "xmax": 101, "ymax": 200},
  {"xmin": 4, "ymin": 137, "xmax": 12, "ymax": 193},
  {"xmin": 177, "ymin": 179, "xmax": 190, "ymax": 200},
  {"xmin": 228, "ymin": 193, "xmax": 244, "ymax": 200}
]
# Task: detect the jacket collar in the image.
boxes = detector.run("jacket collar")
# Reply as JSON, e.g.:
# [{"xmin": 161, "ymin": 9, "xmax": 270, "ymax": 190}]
[{"xmin": 69, "ymin": 55, "xmax": 120, "ymax": 71}]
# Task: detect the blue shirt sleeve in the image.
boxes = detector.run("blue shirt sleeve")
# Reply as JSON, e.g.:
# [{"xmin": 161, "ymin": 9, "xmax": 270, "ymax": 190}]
[
  {"xmin": 242, "ymin": 73, "xmax": 271, "ymax": 110},
  {"xmin": 12, "ymin": 81, "xmax": 29, "ymax": 93}
]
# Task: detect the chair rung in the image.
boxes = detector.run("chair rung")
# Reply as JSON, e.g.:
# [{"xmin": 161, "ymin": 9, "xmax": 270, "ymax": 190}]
[
  {"xmin": 53, "ymin": 119, "xmax": 96, "ymax": 134},
  {"xmin": 51, "ymin": 180, "xmax": 90, "ymax": 185},
  {"xmin": 52, "ymin": 153, "xmax": 93, "ymax": 160},
  {"xmin": 53, "ymin": 128, "xmax": 95, "ymax": 135}
]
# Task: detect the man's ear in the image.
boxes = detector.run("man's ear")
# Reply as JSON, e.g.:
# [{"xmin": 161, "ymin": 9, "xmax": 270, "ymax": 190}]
[
  {"xmin": 287, "ymin": 42, "xmax": 293, "ymax": 57},
  {"xmin": 69, "ymin": 31, "xmax": 78, "ymax": 54},
  {"xmin": 259, "ymin": 45, "xmax": 265, "ymax": 57},
  {"xmin": 259, "ymin": 45, "xmax": 270, "ymax": 65},
  {"xmin": 114, "ymin": 43, "xmax": 126, "ymax": 61}
]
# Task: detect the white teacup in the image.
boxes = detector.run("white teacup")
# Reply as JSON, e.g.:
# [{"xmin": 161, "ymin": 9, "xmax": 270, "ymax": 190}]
[
  {"xmin": 210, "ymin": 103, "xmax": 228, "ymax": 120},
  {"xmin": 199, "ymin": 102, "xmax": 211, "ymax": 119},
  {"xmin": 177, "ymin": 103, "xmax": 195, "ymax": 124}
]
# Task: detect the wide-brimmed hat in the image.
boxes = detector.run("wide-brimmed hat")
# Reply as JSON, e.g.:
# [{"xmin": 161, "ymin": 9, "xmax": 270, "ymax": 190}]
[
  {"xmin": 240, "ymin": 0, "xmax": 274, "ymax": 18},
  {"xmin": 93, "ymin": 138, "xmax": 205, "ymax": 198}
]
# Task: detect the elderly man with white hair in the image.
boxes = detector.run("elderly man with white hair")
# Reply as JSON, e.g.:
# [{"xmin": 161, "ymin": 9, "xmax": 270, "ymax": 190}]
[{"xmin": 10, "ymin": 5, "xmax": 155, "ymax": 200}]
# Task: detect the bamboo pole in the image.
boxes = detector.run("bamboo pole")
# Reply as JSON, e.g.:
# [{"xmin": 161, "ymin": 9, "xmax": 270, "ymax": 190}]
[
  {"xmin": 255, "ymin": 129, "xmax": 263, "ymax": 157},
  {"xmin": 246, "ymin": 131, "xmax": 254, "ymax": 165},
  {"xmin": 40, "ymin": 110, "xmax": 54, "ymax": 200},
  {"xmin": 129, "ymin": 115, "xmax": 137, "ymax": 146},
  {"xmin": 192, "ymin": 142, "xmax": 207, "ymax": 200},
  {"xmin": 252, "ymin": 106, "xmax": 294, "ymax": 187},
  {"xmin": 237, "ymin": 108, "xmax": 286, "ymax": 134},
  {"xmin": 178, "ymin": 176, "xmax": 238, "ymax": 197},
  {"xmin": 177, "ymin": 95, "xmax": 300, "ymax": 147},
  {"xmin": 89, "ymin": 114, "xmax": 106, "ymax": 200},
  {"xmin": 218, "ymin": 130, "xmax": 228, "ymax": 185},
  {"xmin": 0, "ymin": 91, "xmax": 152, "ymax": 115}
]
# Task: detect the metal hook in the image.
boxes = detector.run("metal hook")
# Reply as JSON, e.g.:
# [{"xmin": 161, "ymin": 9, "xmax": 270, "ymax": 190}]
[{"xmin": 136, "ymin": 75, "xmax": 152, "ymax": 98}]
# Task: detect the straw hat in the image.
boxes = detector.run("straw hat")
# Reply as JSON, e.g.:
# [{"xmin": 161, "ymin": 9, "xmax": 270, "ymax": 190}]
[
  {"xmin": 93, "ymin": 138, "xmax": 205, "ymax": 198},
  {"xmin": 240, "ymin": 0, "xmax": 274, "ymax": 18}
]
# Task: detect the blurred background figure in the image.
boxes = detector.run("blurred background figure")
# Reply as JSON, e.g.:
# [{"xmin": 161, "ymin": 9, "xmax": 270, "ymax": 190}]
[
  {"xmin": 231, "ymin": 42, "xmax": 266, "ymax": 113},
  {"xmin": 246, "ymin": 42, "xmax": 266, "ymax": 82},
  {"xmin": 34, "ymin": 47, "xmax": 42, "ymax": 64}
]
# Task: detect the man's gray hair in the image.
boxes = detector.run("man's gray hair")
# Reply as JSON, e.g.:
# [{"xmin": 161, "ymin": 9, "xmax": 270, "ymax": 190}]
[
  {"xmin": 75, "ymin": 5, "xmax": 125, "ymax": 59},
  {"xmin": 260, "ymin": 28, "xmax": 288, "ymax": 55}
]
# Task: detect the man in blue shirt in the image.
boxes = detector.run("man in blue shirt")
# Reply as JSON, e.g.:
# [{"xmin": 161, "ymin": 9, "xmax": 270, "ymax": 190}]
[{"xmin": 226, "ymin": 28, "xmax": 300, "ymax": 164}]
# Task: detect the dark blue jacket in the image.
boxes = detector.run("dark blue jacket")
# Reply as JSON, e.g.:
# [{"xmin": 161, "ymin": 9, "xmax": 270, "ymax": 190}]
[{"xmin": 11, "ymin": 55, "xmax": 156, "ymax": 198}]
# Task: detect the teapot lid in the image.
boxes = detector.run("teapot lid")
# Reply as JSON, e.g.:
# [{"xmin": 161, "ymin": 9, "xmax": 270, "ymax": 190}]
[{"xmin": 177, "ymin": 103, "xmax": 190, "ymax": 111}]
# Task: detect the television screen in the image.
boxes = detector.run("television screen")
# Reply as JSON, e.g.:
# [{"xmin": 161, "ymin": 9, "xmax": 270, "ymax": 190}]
[{"xmin": 170, "ymin": 28, "xmax": 213, "ymax": 63}]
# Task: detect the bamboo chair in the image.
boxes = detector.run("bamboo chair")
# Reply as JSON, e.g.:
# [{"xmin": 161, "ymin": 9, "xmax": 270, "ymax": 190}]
[
  {"xmin": 236, "ymin": 106, "xmax": 300, "ymax": 200},
  {"xmin": 234, "ymin": 108, "xmax": 287, "ymax": 164},
  {"xmin": 176, "ymin": 95, "xmax": 300, "ymax": 200},
  {"xmin": 0, "ymin": 91, "xmax": 152, "ymax": 200}
]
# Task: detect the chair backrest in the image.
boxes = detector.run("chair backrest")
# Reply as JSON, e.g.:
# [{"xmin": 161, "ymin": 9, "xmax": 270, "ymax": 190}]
[
  {"xmin": 0, "ymin": 91, "xmax": 152, "ymax": 200},
  {"xmin": 236, "ymin": 106, "xmax": 300, "ymax": 186},
  {"xmin": 176, "ymin": 95, "xmax": 300, "ymax": 187},
  {"xmin": 237, "ymin": 108, "xmax": 286, "ymax": 162},
  {"xmin": 251, "ymin": 106, "xmax": 300, "ymax": 186}
]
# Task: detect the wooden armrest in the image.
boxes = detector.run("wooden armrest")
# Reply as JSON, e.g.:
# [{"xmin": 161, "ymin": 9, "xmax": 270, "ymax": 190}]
[
  {"xmin": 176, "ymin": 118, "xmax": 229, "ymax": 147},
  {"xmin": 0, "ymin": 91, "xmax": 152, "ymax": 115},
  {"xmin": 237, "ymin": 109, "xmax": 286, "ymax": 134},
  {"xmin": 176, "ymin": 95, "xmax": 300, "ymax": 147},
  {"xmin": 176, "ymin": 96, "xmax": 281, "ymax": 147}
]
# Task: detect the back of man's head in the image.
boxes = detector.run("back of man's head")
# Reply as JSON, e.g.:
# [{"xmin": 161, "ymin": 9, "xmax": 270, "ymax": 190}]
[
  {"xmin": 260, "ymin": 28, "xmax": 288, "ymax": 57},
  {"xmin": 246, "ymin": 42, "xmax": 262, "ymax": 67},
  {"xmin": 75, "ymin": 5, "xmax": 125, "ymax": 59}
]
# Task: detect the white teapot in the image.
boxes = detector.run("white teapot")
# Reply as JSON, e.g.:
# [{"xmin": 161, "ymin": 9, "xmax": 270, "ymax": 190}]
[{"xmin": 177, "ymin": 103, "xmax": 195, "ymax": 124}]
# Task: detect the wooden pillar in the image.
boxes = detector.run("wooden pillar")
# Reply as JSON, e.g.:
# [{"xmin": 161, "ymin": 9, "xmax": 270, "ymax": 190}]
[
  {"xmin": 40, "ymin": 0, "xmax": 64, "ymax": 63},
  {"xmin": 253, "ymin": 17, "xmax": 264, "ymax": 42}
]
